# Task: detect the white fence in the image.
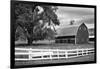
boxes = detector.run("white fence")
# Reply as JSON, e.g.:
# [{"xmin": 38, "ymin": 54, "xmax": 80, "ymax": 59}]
[{"xmin": 15, "ymin": 48, "xmax": 94, "ymax": 61}]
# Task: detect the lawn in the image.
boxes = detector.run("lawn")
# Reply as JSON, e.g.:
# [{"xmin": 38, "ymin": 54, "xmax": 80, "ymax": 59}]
[
  {"xmin": 15, "ymin": 42, "xmax": 94, "ymax": 50},
  {"xmin": 15, "ymin": 54, "xmax": 94, "ymax": 66},
  {"xmin": 15, "ymin": 41, "xmax": 95, "ymax": 67}
]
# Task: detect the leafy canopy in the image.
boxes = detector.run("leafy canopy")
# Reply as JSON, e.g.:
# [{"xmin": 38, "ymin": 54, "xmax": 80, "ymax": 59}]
[{"xmin": 15, "ymin": 2, "xmax": 60, "ymax": 43}]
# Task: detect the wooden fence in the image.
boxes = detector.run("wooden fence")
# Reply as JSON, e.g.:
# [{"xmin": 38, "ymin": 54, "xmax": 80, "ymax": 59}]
[{"xmin": 15, "ymin": 48, "xmax": 94, "ymax": 61}]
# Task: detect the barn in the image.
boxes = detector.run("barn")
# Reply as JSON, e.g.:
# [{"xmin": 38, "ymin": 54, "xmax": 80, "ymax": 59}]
[{"xmin": 55, "ymin": 23, "xmax": 89, "ymax": 44}]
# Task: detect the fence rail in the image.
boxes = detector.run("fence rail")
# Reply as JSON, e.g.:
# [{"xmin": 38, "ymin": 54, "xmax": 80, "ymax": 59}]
[{"xmin": 15, "ymin": 47, "xmax": 94, "ymax": 61}]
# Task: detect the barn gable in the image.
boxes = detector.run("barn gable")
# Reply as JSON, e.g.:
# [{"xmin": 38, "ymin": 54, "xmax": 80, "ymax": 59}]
[{"xmin": 76, "ymin": 23, "xmax": 89, "ymax": 44}]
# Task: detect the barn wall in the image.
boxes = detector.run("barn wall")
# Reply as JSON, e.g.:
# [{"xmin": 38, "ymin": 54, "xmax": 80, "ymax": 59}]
[{"xmin": 55, "ymin": 37, "xmax": 75, "ymax": 44}]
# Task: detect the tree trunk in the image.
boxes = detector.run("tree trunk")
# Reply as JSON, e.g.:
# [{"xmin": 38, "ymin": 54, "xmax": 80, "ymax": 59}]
[{"xmin": 27, "ymin": 38, "xmax": 33, "ymax": 45}]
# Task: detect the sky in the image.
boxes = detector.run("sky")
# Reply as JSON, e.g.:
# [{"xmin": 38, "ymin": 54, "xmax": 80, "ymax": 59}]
[{"xmin": 55, "ymin": 6, "xmax": 95, "ymax": 29}]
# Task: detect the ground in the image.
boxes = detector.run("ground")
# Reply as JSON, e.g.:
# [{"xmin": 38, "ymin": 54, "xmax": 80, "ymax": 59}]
[
  {"xmin": 15, "ymin": 40, "xmax": 95, "ymax": 67},
  {"xmin": 15, "ymin": 40, "xmax": 94, "ymax": 49},
  {"xmin": 15, "ymin": 54, "xmax": 94, "ymax": 66}
]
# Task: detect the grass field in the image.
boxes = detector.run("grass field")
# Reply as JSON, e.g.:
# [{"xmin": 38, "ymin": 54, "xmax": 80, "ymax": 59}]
[
  {"xmin": 15, "ymin": 54, "xmax": 94, "ymax": 66},
  {"xmin": 15, "ymin": 42, "xmax": 95, "ymax": 67},
  {"xmin": 15, "ymin": 42, "xmax": 94, "ymax": 49}
]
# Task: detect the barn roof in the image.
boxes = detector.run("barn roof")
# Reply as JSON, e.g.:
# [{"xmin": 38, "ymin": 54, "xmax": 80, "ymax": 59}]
[
  {"xmin": 56, "ymin": 26, "xmax": 78, "ymax": 37},
  {"xmin": 56, "ymin": 23, "xmax": 87, "ymax": 37}
]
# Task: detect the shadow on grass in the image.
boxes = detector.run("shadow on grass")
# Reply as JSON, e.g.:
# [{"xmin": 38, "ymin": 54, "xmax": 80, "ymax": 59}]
[
  {"xmin": 15, "ymin": 42, "xmax": 94, "ymax": 47},
  {"xmin": 15, "ymin": 43, "xmax": 53, "ymax": 46}
]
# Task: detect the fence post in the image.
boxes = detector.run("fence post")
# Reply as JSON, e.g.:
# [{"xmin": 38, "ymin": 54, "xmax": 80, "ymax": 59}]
[
  {"xmin": 41, "ymin": 51, "xmax": 44, "ymax": 60},
  {"xmin": 76, "ymin": 49, "xmax": 78, "ymax": 57},
  {"xmin": 57, "ymin": 49, "xmax": 59, "ymax": 59},
  {"xmin": 29, "ymin": 48, "xmax": 32, "ymax": 60},
  {"xmin": 65, "ymin": 50, "xmax": 68, "ymax": 58},
  {"xmin": 49, "ymin": 49, "xmax": 52, "ymax": 60},
  {"xmin": 86, "ymin": 48, "xmax": 88, "ymax": 55},
  {"xmin": 82, "ymin": 49, "xmax": 84, "ymax": 56}
]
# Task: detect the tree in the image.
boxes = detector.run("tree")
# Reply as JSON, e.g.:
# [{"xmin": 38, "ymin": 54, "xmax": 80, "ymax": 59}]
[{"xmin": 14, "ymin": 2, "xmax": 60, "ymax": 45}]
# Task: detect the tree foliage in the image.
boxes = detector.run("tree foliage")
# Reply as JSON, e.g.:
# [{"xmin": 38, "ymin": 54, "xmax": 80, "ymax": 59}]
[{"xmin": 14, "ymin": 2, "xmax": 60, "ymax": 45}]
